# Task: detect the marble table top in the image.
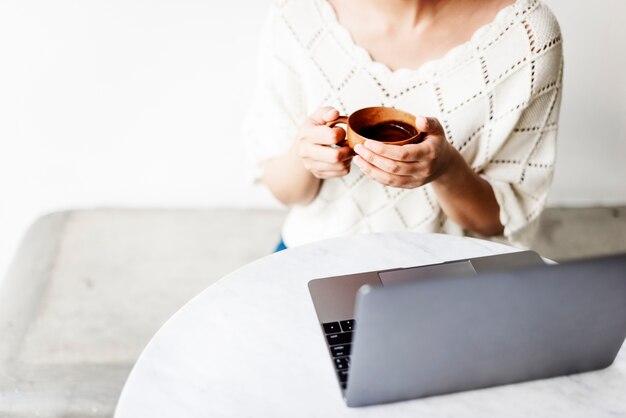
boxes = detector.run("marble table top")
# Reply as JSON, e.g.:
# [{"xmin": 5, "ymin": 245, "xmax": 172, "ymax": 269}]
[{"xmin": 114, "ymin": 232, "xmax": 626, "ymax": 417}]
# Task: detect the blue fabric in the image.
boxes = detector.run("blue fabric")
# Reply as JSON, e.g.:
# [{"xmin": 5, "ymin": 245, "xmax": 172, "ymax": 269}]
[{"xmin": 274, "ymin": 239, "xmax": 287, "ymax": 253}]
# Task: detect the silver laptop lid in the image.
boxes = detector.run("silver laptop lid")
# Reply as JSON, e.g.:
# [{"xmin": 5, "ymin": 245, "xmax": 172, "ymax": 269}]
[{"xmin": 346, "ymin": 253, "xmax": 626, "ymax": 407}]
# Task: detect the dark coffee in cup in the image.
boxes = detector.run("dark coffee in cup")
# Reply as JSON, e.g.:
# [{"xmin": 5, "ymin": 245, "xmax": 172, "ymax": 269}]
[
  {"xmin": 325, "ymin": 106, "xmax": 422, "ymax": 149},
  {"xmin": 357, "ymin": 121, "xmax": 417, "ymax": 142}
]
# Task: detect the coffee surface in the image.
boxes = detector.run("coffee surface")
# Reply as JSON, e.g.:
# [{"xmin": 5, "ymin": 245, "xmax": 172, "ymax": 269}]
[{"xmin": 358, "ymin": 121, "xmax": 417, "ymax": 142}]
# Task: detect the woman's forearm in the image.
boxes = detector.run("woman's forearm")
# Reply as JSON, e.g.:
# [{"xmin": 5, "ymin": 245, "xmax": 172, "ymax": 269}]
[
  {"xmin": 262, "ymin": 143, "xmax": 322, "ymax": 206},
  {"xmin": 431, "ymin": 149, "xmax": 504, "ymax": 237}
]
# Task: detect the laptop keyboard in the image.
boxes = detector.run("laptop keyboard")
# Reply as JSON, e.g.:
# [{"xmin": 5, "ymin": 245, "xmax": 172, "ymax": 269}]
[{"xmin": 322, "ymin": 319, "xmax": 355, "ymax": 389}]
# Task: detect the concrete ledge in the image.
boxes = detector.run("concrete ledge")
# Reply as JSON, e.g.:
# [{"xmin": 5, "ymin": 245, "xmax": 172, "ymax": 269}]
[
  {"xmin": 532, "ymin": 206, "xmax": 626, "ymax": 261},
  {"xmin": 0, "ymin": 209, "xmax": 286, "ymax": 418},
  {"xmin": 0, "ymin": 212, "xmax": 69, "ymax": 365}
]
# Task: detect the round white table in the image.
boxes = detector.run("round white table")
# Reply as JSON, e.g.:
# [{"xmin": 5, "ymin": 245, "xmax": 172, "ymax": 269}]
[{"xmin": 114, "ymin": 232, "xmax": 626, "ymax": 417}]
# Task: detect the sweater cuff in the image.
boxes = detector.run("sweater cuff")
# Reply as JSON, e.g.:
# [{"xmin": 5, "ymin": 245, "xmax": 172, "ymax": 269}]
[{"xmin": 481, "ymin": 175, "xmax": 540, "ymax": 249}]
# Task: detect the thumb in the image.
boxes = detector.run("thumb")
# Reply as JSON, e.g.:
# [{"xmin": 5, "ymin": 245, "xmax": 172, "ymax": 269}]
[{"xmin": 415, "ymin": 115, "xmax": 445, "ymax": 136}]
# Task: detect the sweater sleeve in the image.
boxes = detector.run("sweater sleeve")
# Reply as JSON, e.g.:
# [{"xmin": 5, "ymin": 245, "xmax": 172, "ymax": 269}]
[
  {"xmin": 480, "ymin": 20, "xmax": 563, "ymax": 248},
  {"xmin": 242, "ymin": 3, "xmax": 306, "ymax": 183}
]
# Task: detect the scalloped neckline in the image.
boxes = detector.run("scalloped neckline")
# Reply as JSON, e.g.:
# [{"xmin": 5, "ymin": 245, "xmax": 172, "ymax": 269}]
[{"xmin": 318, "ymin": 0, "xmax": 528, "ymax": 79}]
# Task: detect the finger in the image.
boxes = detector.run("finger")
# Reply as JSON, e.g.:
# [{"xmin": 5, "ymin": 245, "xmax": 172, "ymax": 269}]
[
  {"xmin": 353, "ymin": 155, "xmax": 416, "ymax": 189},
  {"xmin": 361, "ymin": 140, "xmax": 429, "ymax": 162},
  {"xmin": 415, "ymin": 115, "xmax": 445, "ymax": 136},
  {"xmin": 309, "ymin": 107, "xmax": 340, "ymax": 125},
  {"xmin": 302, "ymin": 124, "xmax": 346, "ymax": 146},
  {"xmin": 354, "ymin": 143, "xmax": 417, "ymax": 175},
  {"xmin": 302, "ymin": 158, "xmax": 352, "ymax": 172},
  {"xmin": 313, "ymin": 166, "xmax": 351, "ymax": 178},
  {"xmin": 300, "ymin": 142, "xmax": 353, "ymax": 163}
]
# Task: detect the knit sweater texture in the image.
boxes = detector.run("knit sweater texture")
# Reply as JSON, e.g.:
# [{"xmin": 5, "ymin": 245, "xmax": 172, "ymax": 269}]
[{"xmin": 244, "ymin": 0, "xmax": 563, "ymax": 248}]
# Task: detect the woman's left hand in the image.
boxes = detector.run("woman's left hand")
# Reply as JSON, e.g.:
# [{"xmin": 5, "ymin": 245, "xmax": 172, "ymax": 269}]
[{"xmin": 353, "ymin": 116, "xmax": 459, "ymax": 189}]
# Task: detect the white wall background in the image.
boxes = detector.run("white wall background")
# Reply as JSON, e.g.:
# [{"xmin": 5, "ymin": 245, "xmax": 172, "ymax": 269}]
[
  {"xmin": 545, "ymin": 0, "xmax": 626, "ymax": 205},
  {"xmin": 1, "ymin": 0, "xmax": 625, "ymax": 282}
]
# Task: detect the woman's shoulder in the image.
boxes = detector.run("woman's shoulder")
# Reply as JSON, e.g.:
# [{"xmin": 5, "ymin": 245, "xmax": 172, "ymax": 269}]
[
  {"xmin": 264, "ymin": 0, "xmax": 328, "ymax": 51},
  {"xmin": 479, "ymin": 0, "xmax": 562, "ymax": 49},
  {"xmin": 517, "ymin": 0, "xmax": 564, "ymax": 87},
  {"xmin": 470, "ymin": 0, "xmax": 563, "ymax": 92},
  {"xmin": 267, "ymin": 0, "xmax": 326, "ymax": 29},
  {"xmin": 518, "ymin": 0, "xmax": 562, "ymax": 48}
]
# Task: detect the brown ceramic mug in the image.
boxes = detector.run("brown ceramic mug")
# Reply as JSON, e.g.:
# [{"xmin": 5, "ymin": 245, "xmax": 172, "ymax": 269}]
[{"xmin": 325, "ymin": 106, "xmax": 424, "ymax": 150}]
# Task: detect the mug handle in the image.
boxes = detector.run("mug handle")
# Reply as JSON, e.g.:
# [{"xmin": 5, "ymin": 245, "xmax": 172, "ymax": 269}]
[{"xmin": 325, "ymin": 116, "xmax": 349, "ymax": 147}]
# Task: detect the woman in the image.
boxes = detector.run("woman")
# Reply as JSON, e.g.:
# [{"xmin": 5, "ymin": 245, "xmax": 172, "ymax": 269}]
[{"xmin": 245, "ymin": 0, "xmax": 563, "ymax": 250}]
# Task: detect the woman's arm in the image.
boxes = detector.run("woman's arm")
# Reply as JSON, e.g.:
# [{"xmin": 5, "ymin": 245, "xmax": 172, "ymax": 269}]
[
  {"xmin": 430, "ymin": 149, "xmax": 504, "ymax": 237},
  {"xmin": 262, "ymin": 144, "xmax": 320, "ymax": 206},
  {"xmin": 262, "ymin": 107, "xmax": 353, "ymax": 206}
]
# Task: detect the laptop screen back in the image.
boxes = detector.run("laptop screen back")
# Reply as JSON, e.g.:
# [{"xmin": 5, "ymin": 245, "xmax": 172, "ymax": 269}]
[{"xmin": 346, "ymin": 253, "xmax": 626, "ymax": 407}]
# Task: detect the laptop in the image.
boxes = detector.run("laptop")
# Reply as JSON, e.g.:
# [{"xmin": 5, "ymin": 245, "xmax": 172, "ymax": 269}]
[{"xmin": 308, "ymin": 251, "xmax": 626, "ymax": 407}]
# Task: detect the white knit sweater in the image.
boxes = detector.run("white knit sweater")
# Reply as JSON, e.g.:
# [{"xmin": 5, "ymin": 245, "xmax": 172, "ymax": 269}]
[{"xmin": 244, "ymin": 0, "xmax": 563, "ymax": 248}]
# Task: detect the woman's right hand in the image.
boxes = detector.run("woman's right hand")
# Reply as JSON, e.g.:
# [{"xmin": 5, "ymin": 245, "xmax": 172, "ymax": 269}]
[{"xmin": 296, "ymin": 107, "xmax": 353, "ymax": 179}]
